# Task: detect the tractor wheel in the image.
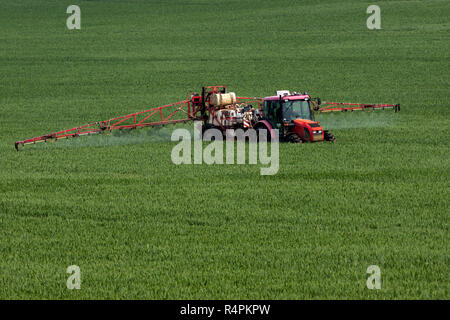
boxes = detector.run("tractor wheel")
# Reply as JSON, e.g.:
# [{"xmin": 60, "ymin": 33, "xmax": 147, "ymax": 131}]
[
  {"xmin": 324, "ymin": 130, "xmax": 336, "ymax": 142},
  {"xmin": 287, "ymin": 133, "xmax": 303, "ymax": 143},
  {"xmin": 202, "ymin": 124, "xmax": 215, "ymax": 135},
  {"xmin": 255, "ymin": 126, "xmax": 271, "ymax": 142}
]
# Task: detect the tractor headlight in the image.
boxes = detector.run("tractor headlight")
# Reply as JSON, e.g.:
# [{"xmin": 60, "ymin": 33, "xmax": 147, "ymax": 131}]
[{"xmin": 313, "ymin": 130, "xmax": 322, "ymax": 134}]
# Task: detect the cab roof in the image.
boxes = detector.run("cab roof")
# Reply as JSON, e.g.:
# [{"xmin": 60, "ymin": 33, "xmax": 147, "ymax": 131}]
[{"xmin": 264, "ymin": 94, "xmax": 311, "ymax": 101}]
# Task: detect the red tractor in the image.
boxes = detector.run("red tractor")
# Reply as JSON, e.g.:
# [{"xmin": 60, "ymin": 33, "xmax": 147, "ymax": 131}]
[{"xmin": 257, "ymin": 91, "xmax": 336, "ymax": 143}]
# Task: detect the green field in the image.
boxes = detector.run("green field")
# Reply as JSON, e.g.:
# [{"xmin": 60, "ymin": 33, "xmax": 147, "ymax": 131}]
[{"xmin": 0, "ymin": 0, "xmax": 448, "ymax": 299}]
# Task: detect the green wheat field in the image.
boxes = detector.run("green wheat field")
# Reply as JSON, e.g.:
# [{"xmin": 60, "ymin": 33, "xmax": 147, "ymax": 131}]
[{"xmin": 0, "ymin": 0, "xmax": 448, "ymax": 299}]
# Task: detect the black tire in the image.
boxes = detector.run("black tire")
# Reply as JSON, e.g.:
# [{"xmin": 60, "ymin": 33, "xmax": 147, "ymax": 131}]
[
  {"xmin": 286, "ymin": 133, "xmax": 303, "ymax": 143},
  {"xmin": 202, "ymin": 124, "xmax": 223, "ymax": 141},
  {"xmin": 202, "ymin": 124, "xmax": 215, "ymax": 135},
  {"xmin": 255, "ymin": 126, "xmax": 271, "ymax": 142}
]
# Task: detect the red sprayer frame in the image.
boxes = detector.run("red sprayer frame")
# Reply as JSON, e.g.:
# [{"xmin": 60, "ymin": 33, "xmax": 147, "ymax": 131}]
[
  {"xmin": 14, "ymin": 99, "xmax": 199, "ymax": 150},
  {"xmin": 312, "ymin": 100, "xmax": 400, "ymax": 113}
]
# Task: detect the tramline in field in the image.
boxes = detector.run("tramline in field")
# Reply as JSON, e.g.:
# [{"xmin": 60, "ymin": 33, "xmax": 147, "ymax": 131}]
[{"xmin": 14, "ymin": 85, "xmax": 400, "ymax": 150}]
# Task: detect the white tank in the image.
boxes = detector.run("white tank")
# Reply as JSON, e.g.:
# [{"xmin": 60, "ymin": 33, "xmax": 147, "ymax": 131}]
[{"xmin": 210, "ymin": 92, "xmax": 236, "ymax": 106}]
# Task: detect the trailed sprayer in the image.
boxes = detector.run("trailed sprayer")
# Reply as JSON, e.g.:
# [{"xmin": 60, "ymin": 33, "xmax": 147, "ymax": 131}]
[{"xmin": 15, "ymin": 85, "xmax": 400, "ymax": 150}]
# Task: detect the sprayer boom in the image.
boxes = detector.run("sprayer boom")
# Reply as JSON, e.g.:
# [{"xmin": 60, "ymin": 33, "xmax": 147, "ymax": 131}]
[
  {"xmin": 312, "ymin": 101, "xmax": 400, "ymax": 113},
  {"xmin": 15, "ymin": 98, "xmax": 199, "ymax": 150}
]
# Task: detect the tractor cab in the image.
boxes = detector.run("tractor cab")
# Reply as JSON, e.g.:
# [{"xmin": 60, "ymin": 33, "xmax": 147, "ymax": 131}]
[
  {"xmin": 263, "ymin": 91, "xmax": 314, "ymax": 125},
  {"xmin": 261, "ymin": 91, "xmax": 330, "ymax": 142}
]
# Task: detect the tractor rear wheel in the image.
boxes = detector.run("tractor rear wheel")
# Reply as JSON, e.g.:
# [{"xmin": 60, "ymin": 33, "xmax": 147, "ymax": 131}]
[
  {"xmin": 202, "ymin": 124, "xmax": 216, "ymax": 135},
  {"xmin": 255, "ymin": 126, "xmax": 271, "ymax": 142}
]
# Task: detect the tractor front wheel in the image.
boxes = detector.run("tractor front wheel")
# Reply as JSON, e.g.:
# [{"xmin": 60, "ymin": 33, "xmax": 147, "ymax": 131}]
[{"xmin": 286, "ymin": 133, "xmax": 303, "ymax": 143}]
